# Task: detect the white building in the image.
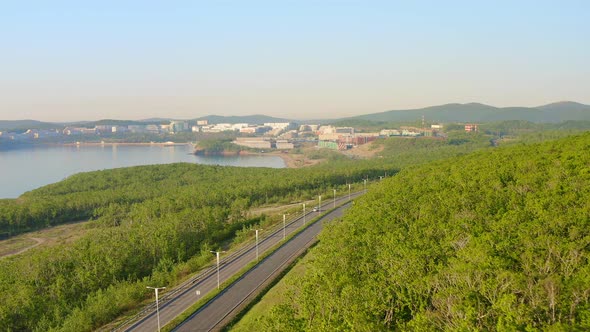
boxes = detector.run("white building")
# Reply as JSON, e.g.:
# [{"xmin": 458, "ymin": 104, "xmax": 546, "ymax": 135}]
[
  {"xmin": 264, "ymin": 122, "xmax": 292, "ymax": 130},
  {"xmin": 318, "ymin": 125, "xmax": 335, "ymax": 134},
  {"xmin": 380, "ymin": 129, "xmax": 401, "ymax": 136},
  {"xmin": 276, "ymin": 140, "xmax": 294, "ymax": 149},
  {"xmin": 233, "ymin": 137, "xmax": 272, "ymax": 149},
  {"xmin": 231, "ymin": 123, "xmax": 249, "ymax": 130},
  {"xmin": 112, "ymin": 126, "xmax": 128, "ymax": 133}
]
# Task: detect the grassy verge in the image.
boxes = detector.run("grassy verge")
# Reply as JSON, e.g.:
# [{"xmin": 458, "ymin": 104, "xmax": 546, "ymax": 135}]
[{"xmin": 224, "ymin": 246, "xmax": 313, "ymax": 331}]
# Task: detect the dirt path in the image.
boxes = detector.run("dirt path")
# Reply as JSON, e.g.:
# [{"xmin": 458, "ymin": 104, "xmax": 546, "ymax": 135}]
[
  {"xmin": 341, "ymin": 141, "xmax": 383, "ymax": 158},
  {"xmin": 0, "ymin": 221, "xmax": 89, "ymax": 259},
  {"xmin": 2, "ymin": 237, "xmax": 46, "ymax": 258}
]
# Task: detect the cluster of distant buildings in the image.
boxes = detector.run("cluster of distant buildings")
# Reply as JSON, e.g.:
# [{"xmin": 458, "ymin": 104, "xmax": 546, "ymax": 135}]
[
  {"xmin": 198, "ymin": 121, "xmax": 295, "ymax": 136},
  {"xmin": 311, "ymin": 124, "xmax": 451, "ymax": 151},
  {"xmin": 230, "ymin": 124, "xmax": 450, "ymax": 151},
  {"xmin": 0, "ymin": 121, "xmax": 192, "ymax": 142},
  {"xmin": 1, "ymin": 118, "xmax": 480, "ymax": 150}
]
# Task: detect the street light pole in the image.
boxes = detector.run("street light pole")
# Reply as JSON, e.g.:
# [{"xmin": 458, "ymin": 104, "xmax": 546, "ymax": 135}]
[
  {"xmin": 318, "ymin": 195, "xmax": 321, "ymax": 216},
  {"xmin": 210, "ymin": 250, "xmax": 225, "ymax": 289},
  {"xmin": 147, "ymin": 286, "xmax": 166, "ymax": 332},
  {"xmin": 283, "ymin": 214, "xmax": 286, "ymax": 240},
  {"xmin": 255, "ymin": 229, "xmax": 262, "ymax": 261},
  {"xmin": 333, "ymin": 189, "xmax": 336, "ymax": 208},
  {"xmin": 303, "ymin": 203, "xmax": 306, "ymax": 225},
  {"xmin": 348, "ymin": 183, "xmax": 351, "ymax": 201}
]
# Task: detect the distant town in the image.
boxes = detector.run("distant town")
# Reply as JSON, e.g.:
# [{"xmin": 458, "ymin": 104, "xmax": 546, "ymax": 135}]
[{"xmin": 0, "ymin": 119, "xmax": 476, "ymax": 152}]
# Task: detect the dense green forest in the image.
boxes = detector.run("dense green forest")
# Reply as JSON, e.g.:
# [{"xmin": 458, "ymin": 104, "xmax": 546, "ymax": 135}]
[
  {"xmin": 194, "ymin": 138, "xmax": 244, "ymax": 154},
  {"xmin": 0, "ymin": 160, "xmax": 393, "ymax": 331},
  {"xmin": 257, "ymin": 133, "xmax": 590, "ymax": 331}
]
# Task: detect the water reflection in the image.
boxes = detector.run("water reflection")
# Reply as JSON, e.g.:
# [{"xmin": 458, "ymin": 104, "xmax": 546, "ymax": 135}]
[{"xmin": 0, "ymin": 145, "xmax": 285, "ymax": 198}]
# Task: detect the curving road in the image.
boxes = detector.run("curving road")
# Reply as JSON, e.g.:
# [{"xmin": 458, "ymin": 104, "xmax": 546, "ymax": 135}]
[{"xmin": 120, "ymin": 193, "xmax": 360, "ymax": 332}]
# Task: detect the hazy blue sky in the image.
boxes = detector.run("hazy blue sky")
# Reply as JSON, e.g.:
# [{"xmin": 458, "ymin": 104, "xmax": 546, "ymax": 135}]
[{"xmin": 1, "ymin": 0, "xmax": 588, "ymax": 121}]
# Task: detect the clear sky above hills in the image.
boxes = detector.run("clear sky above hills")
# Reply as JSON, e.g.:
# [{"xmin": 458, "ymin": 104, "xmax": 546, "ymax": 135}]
[{"xmin": 1, "ymin": 0, "xmax": 588, "ymax": 121}]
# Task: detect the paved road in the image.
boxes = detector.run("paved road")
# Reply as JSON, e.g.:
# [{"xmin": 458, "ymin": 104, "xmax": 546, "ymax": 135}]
[
  {"xmin": 121, "ymin": 193, "xmax": 360, "ymax": 332},
  {"xmin": 174, "ymin": 203, "xmax": 350, "ymax": 331}
]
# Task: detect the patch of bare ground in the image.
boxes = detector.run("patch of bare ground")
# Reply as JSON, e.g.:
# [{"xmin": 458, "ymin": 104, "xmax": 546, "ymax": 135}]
[
  {"xmin": 277, "ymin": 152, "xmax": 323, "ymax": 168},
  {"xmin": 341, "ymin": 140, "xmax": 384, "ymax": 158},
  {"xmin": 0, "ymin": 221, "xmax": 90, "ymax": 258}
]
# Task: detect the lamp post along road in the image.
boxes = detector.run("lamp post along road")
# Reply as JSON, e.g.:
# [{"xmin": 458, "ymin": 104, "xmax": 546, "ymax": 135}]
[
  {"xmin": 333, "ymin": 189, "xmax": 336, "ymax": 208},
  {"xmin": 318, "ymin": 195, "xmax": 321, "ymax": 216},
  {"xmin": 348, "ymin": 183, "xmax": 351, "ymax": 201},
  {"xmin": 283, "ymin": 214, "xmax": 287, "ymax": 240},
  {"xmin": 146, "ymin": 286, "xmax": 166, "ymax": 332},
  {"xmin": 303, "ymin": 203, "xmax": 306, "ymax": 225},
  {"xmin": 210, "ymin": 250, "xmax": 225, "ymax": 289},
  {"xmin": 255, "ymin": 229, "xmax": 262, "ymax": 261}
]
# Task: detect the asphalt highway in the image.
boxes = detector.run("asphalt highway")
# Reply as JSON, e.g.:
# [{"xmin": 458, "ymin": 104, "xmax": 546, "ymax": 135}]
[
  {"xmin": 121, "ymin": 193, "xmax": 359, "ymax": 332},
  {"xmin": 173, "ymin": 203, "xmax": 350, "ymax": 331}
]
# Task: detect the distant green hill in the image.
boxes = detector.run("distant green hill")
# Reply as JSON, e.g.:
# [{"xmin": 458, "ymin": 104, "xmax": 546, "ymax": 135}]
[
  {"xmin": 341, "ymin": 101, "xmax": 590, "ymax": 123},
  {"xmin": 0, "ymin": 120, "xmax": 61, "ymax": 132}
]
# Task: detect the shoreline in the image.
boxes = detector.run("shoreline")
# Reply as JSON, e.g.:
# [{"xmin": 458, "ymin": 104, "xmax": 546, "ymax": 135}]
[
  {"xmin": 240, "ymin": 150, "xmax": 318, "ymax": 168},
  {"xmin": 60, "ymin": 142, "xmax": 192, "ymax": 147},
  {"xmin": 240, "ymin": 150, "xmax": 297, "ymax": 168},
  {"xmin": 5, "ymin": 141, "xmax": 306, "ymax": 168},
  {"xmin": 193, "ymin": 149, "xmax": 300, "ymax": 168}
]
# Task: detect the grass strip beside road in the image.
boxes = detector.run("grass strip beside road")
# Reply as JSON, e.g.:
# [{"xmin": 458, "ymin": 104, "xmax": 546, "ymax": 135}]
[{"xmin": 224, "ymin": 246, "xmax": 313, "ymax": 331}]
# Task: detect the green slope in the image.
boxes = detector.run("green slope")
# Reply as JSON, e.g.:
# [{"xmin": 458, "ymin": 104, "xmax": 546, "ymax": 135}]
[
  {"xmin": 0, "ymin": 120, "xmax": 61, "ymax": 131},
  {"xmin": 259, "ymin": 132, "xmax": 590, "ymax": 331}
]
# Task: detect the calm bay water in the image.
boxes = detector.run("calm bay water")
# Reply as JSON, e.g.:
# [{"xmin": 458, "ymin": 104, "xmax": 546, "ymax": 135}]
[{"xmin": 0, "ymin": 144, "xmax": 285, "ymax": 198}]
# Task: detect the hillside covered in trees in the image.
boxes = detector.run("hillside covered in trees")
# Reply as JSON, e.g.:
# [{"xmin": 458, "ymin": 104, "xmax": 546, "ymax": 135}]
[
  {"xmin": 259, "ymin": 133, "xmax": 590, "ymax": 331},
  {"xmin": 0, "ymin": 161, "xmax": 392, "ymax": 331}
]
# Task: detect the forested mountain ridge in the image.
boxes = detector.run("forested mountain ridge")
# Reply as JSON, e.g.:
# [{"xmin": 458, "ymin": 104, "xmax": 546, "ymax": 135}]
[
  {"xmin": 342, "ymin": 101, "xmax": 590, "ymax": 123},
  {"xmin": 260, "ymin": 133, "xmax": 590, "ymax": 331},
  {"xmin": 0, "ymin": 119, "xmax": 61, "ymax": 131}
]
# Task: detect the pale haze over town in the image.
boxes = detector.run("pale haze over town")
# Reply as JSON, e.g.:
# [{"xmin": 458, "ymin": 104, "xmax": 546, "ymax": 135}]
[{"xmin": 1, "ymin": 0, "xmax": 589, "ymax": 122}]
